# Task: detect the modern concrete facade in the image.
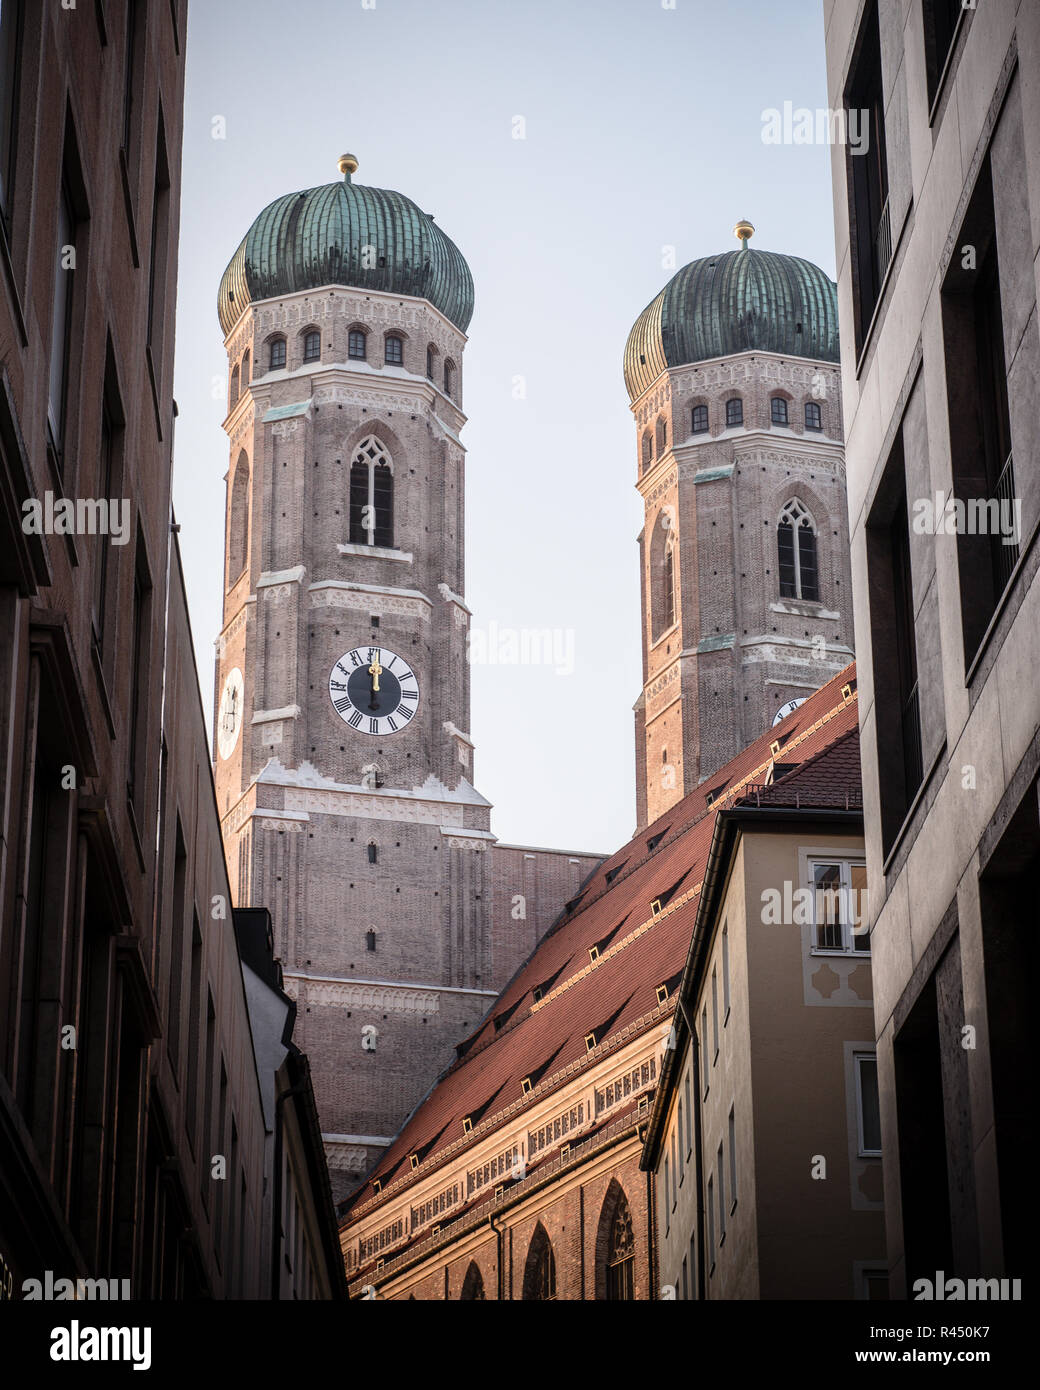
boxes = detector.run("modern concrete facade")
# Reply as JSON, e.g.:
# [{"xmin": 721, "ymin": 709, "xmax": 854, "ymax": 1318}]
[
  {"xmin": 643, "ymin": 719, "xmax": 887, "ymax": 1300},
  {"xmin": 824, "ymin": 0, "xmax": 1039, "ymax": 1296},
  {"xmin": 625, "ymin": 236, "xmax": 855, "ymax": 831}
]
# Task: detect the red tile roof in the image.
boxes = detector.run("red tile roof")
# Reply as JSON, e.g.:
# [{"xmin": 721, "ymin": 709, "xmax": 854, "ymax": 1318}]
[{"xmin": 343, "ymin": 662, "xmax": 860, "ymax": 1231}]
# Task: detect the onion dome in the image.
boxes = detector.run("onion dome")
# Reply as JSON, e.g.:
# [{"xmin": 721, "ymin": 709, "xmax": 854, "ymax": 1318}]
[
  {"xmin": 623, "ymin": 221, "xmax": 839, "ymax": 401},
  {"xmin": 218, "ymin": 153, "xmax": 474, "ymax": 336}
]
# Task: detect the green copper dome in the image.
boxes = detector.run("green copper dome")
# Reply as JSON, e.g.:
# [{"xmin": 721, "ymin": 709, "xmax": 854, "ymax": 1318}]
[
  {"xmin": 624, "ymin": 229, "xmax": 838, "ymax": 401},
  {"xmin": 217, "ymin": 156, "xmax": 474, "ymax": 337}
]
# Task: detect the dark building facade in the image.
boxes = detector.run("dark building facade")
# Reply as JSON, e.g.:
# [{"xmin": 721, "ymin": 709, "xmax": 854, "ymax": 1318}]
[{"xmin": 0, "ymin": 0, "xmax": 342, "ymax": 1300}]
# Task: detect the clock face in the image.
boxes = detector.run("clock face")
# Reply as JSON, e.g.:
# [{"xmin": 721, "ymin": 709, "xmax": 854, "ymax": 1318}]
[
  {"xmin": 217, "ymin": 667, "xmax": 245, "ymax": 759},
  {"xmin": 329, "ymin": 646, "xmax": 419, "ymax": 736},
  {"xmin": 772, "ymin": 696, "xmax": 807, "ymax": 727}
]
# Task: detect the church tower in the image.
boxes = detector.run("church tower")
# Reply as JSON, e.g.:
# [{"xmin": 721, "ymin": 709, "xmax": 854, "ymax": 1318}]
[
  {"xmin": 625, "ymin": 223, "xmax": 854, "ymax": 829},
  {"xmin": 213, "ymin": 154, "xmax": 497, "ymax": 1201}
]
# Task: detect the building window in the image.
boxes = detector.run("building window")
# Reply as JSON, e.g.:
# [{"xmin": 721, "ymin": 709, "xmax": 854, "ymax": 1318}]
[
  {"xmin": 426, "ymin": 345, "xmax": 435, "ymax": 378},
  {"xmin": 94, "ymin": 365, "xmax": 124, "ymax": 654},
  {"xmin": 770, "ymin": 395, "xmax": 789, "ymax": 426},
  {"xmin": 443, "ymin": 359, "xmax": 455, "ymax": 398},
  {"xmin": 651, "ymin": 512, "xmax": 677, "ymax": 641},
  {"xmin": 656, "ymin": 417, "xmax": 667, "ymax": 454},
  {"xmin": 700, "ymin": 1007, "xmax": 709, "ymax": 1095},
  {"xmin": 855, "ymin": 1052, "xmax": 882, "ymax": 1155},
  {"xmin": 303, "ymin": 330, "xmax": 321, "ymax": 362},
  {"xmin": 522, "ymin": 1225, "xmax": 557, "ymax": 1300},
  {"xmin": 349, "ymin": 435, "xmax": 393, "ymax": 548},
  {"xmin": 711, "ymin": 967, "xmax": 719, "ymax": 1061},
  {"xmin": 229, "ymin": 365, "xmax": 240, "ymax": 408},
  {"xmin": 722, "ymin": 925, "xmax": 730, "ymax": 1018},
  {"xmin": 718, "ymin": 1142, "xmax": 726, "ymax": 1239},
  {"xmin": 691, "ymin": 404, "xmax": 708, "ymax": 434},
  {"xmin": 228, "ymin": 452, "xmax": 249, "ymax": 583},
  {"xmin": 0, "ymin": 0, "xmax": 23, "ymax": 219},
  {"xmin": 241, "ymin": 349, "xmax": 250, "ymax": 385},
  {"xmin": 641, "ymin": 430, "xmax": 653, "ymax": 470},
  {"xmin": 385, "ymin": 335, "xmax": 403, "ymax": 365},
  {"xmin": 725, "ymin": 397, "xmax": 743, "ymax": 427},
  {"xmin": 662, "ymin": 545, "xmax": 676, "ymax": 630},
  {"xmin": 805, "ymin": 400, "xmax": 822, "ymax": 431},
  {"xmin": 269, "ymin": 337, "xmax": 286, "ymax": 370},
  {"xmin": 845, "ymin": 0, "xmax": 890, "ymax": 353},
  {"xmin": 809, "ymin": 859, "xmax": 869, "ymax": 952},
  {"xmin": 728, "ymin": 1108, "xmax": 737, "ymax": 1207},
  {"xmin": 684, "ymin": 1072, "xmax": 692, "ymax": 1155},
  {"xmin": 923, "ymin": 0, "xmax": 963, "ymax": 108},
  {"xmin": 367, "ymin": 842, "xmax": 378, "ymax": 864},
  {"xmin": 348, "ymin": 328, "xmax": 367, "ymax": 360},
  {"xmin": 605, "ymin": 1194, "xmax": 635, "ymax": 1300},
  {"xmin": 365, "ymin": 930, "xmax": 376, "ymax": 952},
  {"xmin": 460, "ymin": 1262, "xmax": 485, "ymax": 1300},
  {"xmin": 127, "ymin": 533, "xmax": 152, "ymax": 812},
  {"xmin": 777, "ymin": 499, "xmax": 819, "ymax": 602},
  {"xmin": 46, "ymin": 178, "xmax": 77, "ymax": 470},
  {"xmin": 146, "ymin": 115, "xmax": 171, "ymax": 368},
  {"xmin": 707, "ymin": 1174, "xmax": 715, "ymax": 1266}
]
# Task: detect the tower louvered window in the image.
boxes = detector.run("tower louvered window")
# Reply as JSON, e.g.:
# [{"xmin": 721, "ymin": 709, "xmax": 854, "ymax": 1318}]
[
  {"xmin": 777, "ymin": 500, "xmax": 819, "ymax": 601},
  {"xmin": 349, "ymin": 436, "xmax": 394, "ymax": 547}
]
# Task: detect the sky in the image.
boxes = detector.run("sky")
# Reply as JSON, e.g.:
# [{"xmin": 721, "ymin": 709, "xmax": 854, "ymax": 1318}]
[{"xmin": 172, "ymin": 0, "xmax": 838, "ymax": 855}]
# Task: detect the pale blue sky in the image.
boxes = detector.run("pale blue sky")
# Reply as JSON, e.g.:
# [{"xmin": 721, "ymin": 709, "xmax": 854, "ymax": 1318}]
[{"xmin": 172, "ymin": 0, "xmax": 836, "ymax": 853}]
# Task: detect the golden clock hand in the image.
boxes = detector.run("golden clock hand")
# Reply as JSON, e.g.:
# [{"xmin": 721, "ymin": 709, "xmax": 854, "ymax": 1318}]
[{"xmin": 368, "ymin": 658, "xmax": 382, "ymax": 693}]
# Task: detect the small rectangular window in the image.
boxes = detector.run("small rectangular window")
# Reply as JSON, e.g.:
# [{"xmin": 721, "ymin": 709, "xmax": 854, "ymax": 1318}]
[
  {"xmin": 711, "ymin": 968, "xmax": 719, "ymax": 1061},
  {"xmin": 349, "ymin": 329, "xmax": 367, "ymax": 360},
  {"xmin": 722, "ymin": 926, "xmax": 730, "ymax": 1019},
  {"xmin": 717, "ymin": 1142, "xmax": 726, "ymax": 1239},
  {"xmin": 691, "ymin": 404, "xmax": 708, "ymax": 434},
  {"xmin": 856, "ymin": 1052, "xmax": 882, "ymax": 1155},
  {"xmin": 385, "ymin": 335, "xmax": 403, "ymax": 365},
  {"xmin": 809, "ymin": 859, "xmax": 870, "ymax": 953},
  {"xmin": 725, "ymin": 398, "xmax": 742, "ymax": 427},
  {"xmin": 770, "ymin": 396, "xmax": 788, "ymax": 425},
  {"xmin": 728, "ymin": 1107, "xmax": 737, "ymax": 1207},
  {"xmin": 0, "ymin": 0, "xmax": 22, "ymax": 217},
  {"xmin": 805, "ymin": 400, "xmax": 822, "ymax": 431},
  {"xmin": 701, "ymin": 1007, "xmax": 709, "ymax": 1094},
  {"xmin": 707, "ymin": 1175, "xmax": 715, "ymax": 1263}
]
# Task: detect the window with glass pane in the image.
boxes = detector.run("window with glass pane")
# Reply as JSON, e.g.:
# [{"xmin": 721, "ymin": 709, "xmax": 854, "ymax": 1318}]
[
  {"xmin": 805, "ymin": 401, "xmax": 822, "ymax": 431},
  {"xmin": 726, "ymin": 398, "xmax": 743, "ymax": 427},
  {"xmin": 856, "ymin": 1054, "xmax": 882, "ymax": 1153},
  {"xmin": 812, "ymin": 862, "xmax": 844, "ymax": 949},
  {"xmin": 269, "ymin": 338, "xmax": 286, "ymax": 369},
  {"xmin": 771, "ymin": 396, "xmax": 788, "ymax": 425},
  {"xmin": 303, "ymin": 331, "xmax": 320, "ymax": 361},
  {"xmin": 385, "ymin": 335, "xmax": 402, "ymax": 365},
  {"xmin": 348, "ymin": 329, "xmax": 366, "ymax": 360},
  {"xmin": 692, "ymin": 404, "xmax": 708, "ymax": 433},
  {"xmin": 851, "ymin": 862, "xmax": 870, "ymax": 950},
  {"xmin": 810, "ymin": 859, "xmax": 869, "ymax": 952}
]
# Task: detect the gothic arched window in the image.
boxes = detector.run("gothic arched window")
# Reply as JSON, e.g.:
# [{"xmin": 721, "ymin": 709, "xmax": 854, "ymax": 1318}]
[
  {"xmin": 805, "ymin": 400, "xmax": 822, "ymax": 431},
  {"xmin": 770, "ymin": 395, "xmax": 789, "ymax": 425},
  {"xmin": 349, "ymin": 435, "xmax": 394, "ymax": 548},
  {"xmin": 367, "ymin": 842, "xmax": 378, "ymax": 864},
  {"xmin": 269, "ymin": 337, "xmax": 286, "ymax": 370},
  {"xmin": 228, "ymin": 451, "xmax": 249, "ymax": 583},
  {"xmin": 725, "ymin": 397, "xmax": 743, "ymax": 427},
  {"xmin": 656, "ymin": 416, "xmax": 667, "ymax": 454},
  {"xmin": 229, "ymin": 364, "xmax": 239, "ymax": 408},
  {"xmin": 303, "ymin": 329, "xmax": 321, "ymax": 362},
  {"xmin": 691, "ymin": 404, "xmax": 708, "ymax": 434},
  {"xmin": 385, "ymin": 334, "xmax": 403, "ymax": 365},
  {"xmin": 777, "ymin": 499, "xmax": 819, "ymax": 601},
  {"xmin": 365, "ymin": 929, "xmax": 377, "ymax": 952},
  {"xmin": 348, "ymin": 328, "xmax": 367, "ymax": 360},
  {"xmin": 605, "ymin": 1194, "xmax": 635, "ymax": 1300},
  {"xmin": 426, "ymin": 344, "xmax": 435, "ymax": 379},
  {"xmin": 522, "ymin": 1225, "xmax": 557, "ymax": 1301},
  {"xmin": 650, "ymin": 511, "xmax": 677, "ymax": 641},
  {"xmin": 460, "ymin": 1262, "xmax": 486, "ymax": 1300},
  {"xmin": 641, "ymin": 431, "xmax": 653, "ymax": 470},
  {"xmin": 241, "ymin": 349, "xmax": 250, "ymax": 385},
  {"xmin": 443, "ymin": 358, "xmax": 456, "ymax": 399}
]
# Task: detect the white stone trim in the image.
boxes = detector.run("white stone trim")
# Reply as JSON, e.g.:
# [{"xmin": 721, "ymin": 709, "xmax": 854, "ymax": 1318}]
[
  {"xmin": 337, "ymin": 542, "xmax": 414, "ymax": 563},
  {"xmin": 257, "ymin": 566, "xmax": 306, "ymax": 588},
  {"xmin": 251, "ymin": 704, "xmax": 301, "ymax": 725}
]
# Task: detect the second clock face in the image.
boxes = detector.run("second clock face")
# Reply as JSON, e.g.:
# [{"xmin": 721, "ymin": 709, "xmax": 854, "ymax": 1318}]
[{"xmin": 328, "ymin": 646, "xmax": 419, "ymax": 736}]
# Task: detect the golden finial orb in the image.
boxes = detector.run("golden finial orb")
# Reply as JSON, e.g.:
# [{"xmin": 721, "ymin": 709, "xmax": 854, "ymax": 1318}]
[
  {"xmin": 734, "ymin": 219, "xmax": 755, "ymax": 248},
  {"xmin": 338, "ymin": 153, "xmax": 359, "ymax": 178}
]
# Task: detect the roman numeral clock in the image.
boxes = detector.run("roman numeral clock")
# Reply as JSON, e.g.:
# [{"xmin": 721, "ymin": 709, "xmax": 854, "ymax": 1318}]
[{"xmin": 329, "ymin": 646, "xmax": 420, "ymax": 737}]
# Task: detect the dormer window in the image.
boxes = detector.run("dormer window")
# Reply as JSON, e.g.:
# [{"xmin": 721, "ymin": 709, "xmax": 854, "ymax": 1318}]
[
  {"xmin": 349, "ymin": 328, "xmax": 367, "ymax": 360},
  {"xmin": 770, "ymin": 396, "xmax": 789, "ymax": 425},
  {"xmin": 691, "ymin": 404, "xmax": 708, "ymax": 434},
  {"xmin": 303, "ymin": 330, "xmax": 321, "ymax": 362},
  {"xmin": 725, "ymin": 397, "xmax": 743, "ymax": 427},
  {"xmin": 385, "ymin": 334, "xmax": 403, "ymax": 365},
  {"xmin": 805, "ymin": 400, "xmax": 822, "ymax": 431},
  {"xmin": 269, "ymin": 337, "xmax": 286, "ymax": 370}
]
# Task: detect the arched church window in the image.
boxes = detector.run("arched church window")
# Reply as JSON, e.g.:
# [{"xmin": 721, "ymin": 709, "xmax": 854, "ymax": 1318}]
[
  {"xmin": 725, "ymin": 397, "xmax": 743, "ymax": 427},
  {"xmin": 241, "ymin": 349, "xmax": 250, "ymax": 385},
  {"xmin": 349, "ymin": 435, "xmax": 394, "ymax": 548},
  {"xmin": 229, "ymin": 364, "xmax": 239, "ymax": 408},
  {"xmin": 349, "ymin": 328, "xmax": 367, "ymax": 360},
  {"xmin": 365, "ymin": 929, "xmax": 377, "ymax": 952},
  {"xmin": 650, "ymin": 512, "xmax": 677, "ymax": 641},
  {"xmin": 443, "ymin": 358, "xmax": 456, "ymax": 399},
  {"xmin": 522, "ymin": 1225, "xmax": 557, "ymax": 1301},
  {"xmin": 777, "ymin": 499, "xmax": 819, "ymax": 602},
  {"xmin": 385, "ymin": 334, "xmax": 403, "ymax": 366},
  {"xmin": 426, "ymin": 345, "xmax": 435, "ymax": 378},
  {"xmin": 770, "ymin": 395, "xmax": 789, "ymax": 425},
  {"xmin": 228, "ymin": 451, "xmax": 249, "ymax": 583},
  {"xmin": 691, "ymin": 404, "xmax": 708, "ymax": 434},
  {"xmin": 805, "ymin": 400, "xmax": 822, "ymax": 431},
  {"xmin": 368, "ymin": 842, "xmax": 378, "ymax": 864},
  {"xmin": 605, "ymin": 1193, "xmax": 635, "ymax": 1300},
  {"xmin": 269, "ymin": 337, "xmax": 286, "ymax": 370},
  {"xmin": 656, "ymin": 416, "xmax": 667, "ymax": 453},
  {"xmin": 663, "ymin": 544, "xmax": 676, "ymax": 630},
  {"xmin": 641, "ymin": 431, "xmax": 653, "ymax": 470},
  {"xmin": 460, "ymin": 1262, "xmax": 486, "ymax": 1300},
  {"xmin": 303, "ymin": 329, "xmax": 321, "ymax": 362}
]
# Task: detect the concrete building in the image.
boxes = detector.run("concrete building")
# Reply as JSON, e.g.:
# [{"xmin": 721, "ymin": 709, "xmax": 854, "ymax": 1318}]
[
  {"xmin": 625, "ymin": 227, "xmax": 855, "ymax": 830},
  {"xmin": 339, "ymin": 669, "xmax": 863, "ymax": 1298},
  {"xmin": 212, "ymin": 154, "xmax": 601, "ymax": 1204},
  {"xmin": 0, "ymin": 0, "xmax": 341, "ymax": 1300},
  {"xmin": 642, "ymin": 698, "xmax": 887, "ymax": 1300},
  {"xmin": 823, "ymin": 0, "xmax": 1039, "ymax": 1295}
]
